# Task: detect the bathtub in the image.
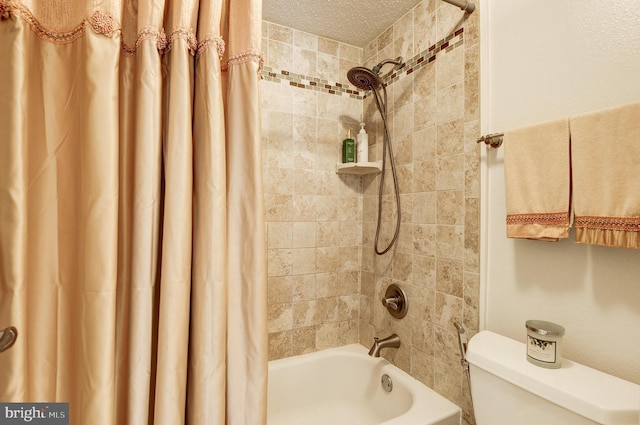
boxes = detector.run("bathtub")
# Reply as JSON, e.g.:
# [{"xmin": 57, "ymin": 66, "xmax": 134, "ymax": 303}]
[{"xmin": 267, "ymin": 344, "xmax": 461, "ymax": 425}]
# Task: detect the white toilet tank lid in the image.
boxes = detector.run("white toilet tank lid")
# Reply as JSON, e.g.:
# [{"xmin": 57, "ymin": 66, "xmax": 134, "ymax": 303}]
[{"xmin": 466, "ymin": 331, "xmax": 640, "ymax": 425}]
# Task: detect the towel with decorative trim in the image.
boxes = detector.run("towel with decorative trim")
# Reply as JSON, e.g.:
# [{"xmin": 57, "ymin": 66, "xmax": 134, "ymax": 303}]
[
  {"xmin": 570, "ymin": 102, "xmax": 640, "ymax": 249},
  {"xmin": 504, "ymin": 118, "xmax": 571, "ymax": 241}
]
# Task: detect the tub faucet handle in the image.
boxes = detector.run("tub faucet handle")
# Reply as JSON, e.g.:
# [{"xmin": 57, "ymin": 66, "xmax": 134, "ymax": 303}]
[
  {"xmin": 381, "ymin": 284, "xmax": 408, "ymax": 319},
  {"xmin": 382, "ymin": 296, "xmax": 400, "ymax": 310}
]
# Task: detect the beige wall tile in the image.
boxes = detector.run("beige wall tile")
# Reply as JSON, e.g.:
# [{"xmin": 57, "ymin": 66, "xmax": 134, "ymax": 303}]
[
  {"xmin": 268, "ymin": 329, "xmax": 293, "ymax": 360},
  {"xmin": 413, "ymin": 1, "xmax": 436, "ymax": 54},
  {"xmin": 265, "ymin": 167, "xmax": 293, "ymax": 195},
  {"xmin": 435, "ymin": 292, "xmax": 463, "ymax": 330},
  {"xmin": 436, "ymin": 258, "xmax": 463, "ymax": 298},
  {"xmin": 413, "ymin": 224, "xmax": 436, "ymax": 256},
  {"xmin": 294, "ymin": 30, "xmax": 318, "ymax": 50},
  {"xmin": 413, "ymin": 253, "xmax": 436, "ymax": 289},
  {"xmin": 268, "ymin": 248, "xmax": 292, "ymax": 277},
  {"xmin": 269, "ymin": 23, "xmax": 293, "ymax": 44},
  {"xmin": 410, "ymin": 346, "xmax": 435, "ymax": 387},
  {"xmin": 316, "ymin": 320, "xmax": 359, "ymax": 349},
  {"xmin": 316, "ymin": 221, "xmax": 339, "ymax": 247},
  {"xmin": 394, "ymin": 10, "xmax": 415, "ymax": 61},
  {"xmin": 437, "ymin": 46, "xmax": 464, "ymax": 90},
  {"xmin": 339, "ymin": 43, "xmax": 362, "ymax": 62},
  {"xmin": 414, "ymin": 159, "xmax": 437, "ymax": 192},
  {"xmin": 268, "ymin": 303, "xmax": 293, "ymax": 333},
  {"xmin": 436, "ymin": 154, "xmax": 464, "ymax": 190},
  {"xmin": 267, "ymin": 222, "xmax": 292, "ymax": 249},
  {"xmin": 464, "ymin": 45, "xmax": 480, "ymax": 122},
  {"xmin": 268, "ymin": 276, "xmax": 293, "ymax": 304},
  {"xmin": 413, "ymin": 126, "xmax": 437, "ymax": 161},
  {"xmin": 293, "ymin": 222, "xmax": 317, "ymax": 248},
  {"xmin": 293, "ymin": 168, "xmax": 317, "ymax": 195},
  {"xmin": 291, "ymin": 274, "xmax": 316, "ymax": 302},
  {"xmin": 364, "ymin": 39, "xmax": 378, "ymax": 64},
  {"xmin": 318, "ymin": 37, "xmax": 339, "ymax": 56},
  {"xmin": 292, "ymin": 247, "xmax": 317, "ymax": 275},
  {"xmin": 436, "ymin": 83, "xmax": 464, "ymax": 124},
  {"xmin": 437, "ymin": 119, "xmax": 464, "ymax": 156},
  {"xmin": 293, "ymin": 47, "xmax": 317, "ymax": 77},
  {"xmin": 268, "ymin": 39, "xmax": 293, "ymax": 72},
  {"xmin": 317, "ymin": 52, "xmax": 340, "ymax": 83},
  {"xmin": 437, "ymin": 190, "xmax": 464, "ymax": 225},
  {"xmin": 378, "ymin": 27, "xmax": 393, "ymax": 53},
  {"xmin": 395, "ymin": 134, "xmax": 414, "ymax": 165},
  {"xmin": 265, "ymin": 194, "xmax": 293, "ymax": 222},
  {"xmin": 414, "ymin": 93, "xmax": 438, "ymax": 130},
  {"xmin": 464, "ymin": 197, "xmax": 480, "ymax": 272},
  {"xmin": 293, "ymin": 195, "xmax": 317, "ymax": 221},
  {"xmin": 292, "ymin": 327, "xmax": 317, "ymax": 355},
  {"xmin": 436, "ymin": 224, "xmax": 464, "ymax": 260},
  {"xmin": 293, "ymin": 300, "xmax": 317, "ymax": 328},
  {"xmin": 316, "ymin": 246, "xmax": 339, "ymax": 273},
  {"xmin": 293, "ymin": 91, "xmax": 319, "ymax": 120}
]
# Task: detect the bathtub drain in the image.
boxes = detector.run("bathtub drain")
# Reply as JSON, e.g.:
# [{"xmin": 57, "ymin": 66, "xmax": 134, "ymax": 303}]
[{"xmin": 381, "ymin": 374, "xmax": 393, "ymax": 392}]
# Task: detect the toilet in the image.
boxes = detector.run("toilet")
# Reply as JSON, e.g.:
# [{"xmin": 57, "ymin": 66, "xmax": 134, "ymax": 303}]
[{"xmin": 466, "ymin": 331, "xmax": 640, "ymax": 425}]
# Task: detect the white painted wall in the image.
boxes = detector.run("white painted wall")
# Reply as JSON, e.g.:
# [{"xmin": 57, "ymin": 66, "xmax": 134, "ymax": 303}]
[{"xmin": 480, "ymin": 0, "xmax": 640, "ymax": 384}]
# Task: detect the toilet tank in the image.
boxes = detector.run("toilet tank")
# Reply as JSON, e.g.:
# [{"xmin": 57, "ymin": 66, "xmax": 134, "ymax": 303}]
[{"xmin": 466, "ymin": 331, "xmax": 640, "ymax": 425}]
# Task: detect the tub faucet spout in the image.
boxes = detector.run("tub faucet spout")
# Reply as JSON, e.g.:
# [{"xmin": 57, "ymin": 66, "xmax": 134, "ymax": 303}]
[{"xmin": 368, "ymin": 334, "xmax": 401, "ymax": 357}]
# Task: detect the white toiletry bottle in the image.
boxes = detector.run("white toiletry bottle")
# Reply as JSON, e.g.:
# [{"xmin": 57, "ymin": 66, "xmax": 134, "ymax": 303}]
[{"xmin": 356, "ymin": 122, "xmax": 368, "ymax": 163}]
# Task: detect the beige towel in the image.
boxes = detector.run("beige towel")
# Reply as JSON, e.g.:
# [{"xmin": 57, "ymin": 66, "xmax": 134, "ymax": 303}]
[
  {"xmin": 504, "ymin": 118, "xmax": 571, "ymax": 241},
  {"xmin": 570, "ymin": 102, "xmax": 640, "ymax": 249}
]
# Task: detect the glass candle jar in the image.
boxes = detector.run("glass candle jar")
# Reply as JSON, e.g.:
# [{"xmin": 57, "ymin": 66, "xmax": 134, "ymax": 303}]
[{"xmin": 525, "ymin": 320, "xmax": 565, "ymax": 369}]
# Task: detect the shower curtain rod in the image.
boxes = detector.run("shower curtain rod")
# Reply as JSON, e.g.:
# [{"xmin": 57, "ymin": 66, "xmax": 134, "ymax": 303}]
[{"xmin": 442, "ymin": 0, "xmax": 475, "ymax": 13}]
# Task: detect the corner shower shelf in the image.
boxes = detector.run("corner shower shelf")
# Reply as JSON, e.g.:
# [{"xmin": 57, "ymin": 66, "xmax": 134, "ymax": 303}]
[{"xmin": 335, "ymin": 161, "xmax": 382, "ymax": 175}]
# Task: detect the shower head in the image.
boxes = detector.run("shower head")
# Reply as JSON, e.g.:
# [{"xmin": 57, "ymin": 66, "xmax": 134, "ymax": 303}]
[
  {"xmin": 347, "ymin": 66, "xmax": 382, "ymax": 90},
  {"xmin": 347, "ymin": 57, "xmax": 404, "ymax": 90}
]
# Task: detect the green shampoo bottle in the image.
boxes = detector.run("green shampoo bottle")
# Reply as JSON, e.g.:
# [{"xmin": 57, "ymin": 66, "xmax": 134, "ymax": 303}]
[{"xmin": 342, "ymin": 129, "xmax": 355, "ymax": 163}]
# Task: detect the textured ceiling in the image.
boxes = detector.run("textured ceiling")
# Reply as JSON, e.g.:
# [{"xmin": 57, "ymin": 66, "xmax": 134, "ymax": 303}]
[{"xmin": 262, "ymin": 0, "xmax": 423, "ymax": 48}]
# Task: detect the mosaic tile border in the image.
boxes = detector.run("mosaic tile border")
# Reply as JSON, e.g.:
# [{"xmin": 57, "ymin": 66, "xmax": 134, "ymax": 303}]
[
  {"xmin": 261, "ymin": 68, "xmax": 362, "ymax": 99},
  {"xmin": 261, "ymin": 28, "xmax": 464, "ymax": 99}
]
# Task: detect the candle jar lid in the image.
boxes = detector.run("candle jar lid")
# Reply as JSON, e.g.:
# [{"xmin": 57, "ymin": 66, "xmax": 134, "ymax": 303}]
[{"xmin": 526, "ymin": 320, "xmax": 565, "ymax": 337}]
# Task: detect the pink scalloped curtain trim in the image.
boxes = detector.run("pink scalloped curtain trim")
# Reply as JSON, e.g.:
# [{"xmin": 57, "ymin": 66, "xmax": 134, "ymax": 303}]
[
  {"xmin": 0, "ymin": 1, "xmax": 227, "ymax": 59},
  {"xmin": 222, "ymin": 50, "xmax": 265, "ymax": 72},
  {"xmin": 196, "ymin": 36, "xmax": 225, "ymax": 59},
  {"xmin": 1, "ymin": 0, "xmax": 90, "ymax": 43},
  {"xmin": 0, "ymin": 0, "xmax": 11, "ymax": 20}
]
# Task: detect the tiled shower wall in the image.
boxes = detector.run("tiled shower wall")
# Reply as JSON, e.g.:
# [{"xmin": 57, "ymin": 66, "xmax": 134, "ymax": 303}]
[
  {"xmin": 261, "ymin": 1, "xmax": 480, "ymax": 424},
  {"xmin": 261, "ymin": 23, "xmax": 364, "ymax": 358},
  {"xmin": 358, "ymin": 2, "xmax": 480, "ymax": 424}
]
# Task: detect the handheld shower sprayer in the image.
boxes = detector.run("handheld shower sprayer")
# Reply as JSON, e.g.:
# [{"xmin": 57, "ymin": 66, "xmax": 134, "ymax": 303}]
[{"xmin": 346, "ymin": 57, "xmax": 405, "ymax": 255}]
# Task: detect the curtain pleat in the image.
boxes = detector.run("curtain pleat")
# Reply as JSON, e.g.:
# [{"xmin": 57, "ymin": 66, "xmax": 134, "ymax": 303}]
[
  {"xmin": 0, "ymin": 0, "xmax": 266, "ymax": 423},
  {"xmin": 224, "ymin": 59, "xmax": 267, "ymax": 423},
  {"xmin": 189, "ymin": 31, "xmax": 228, "ymax": 425}
]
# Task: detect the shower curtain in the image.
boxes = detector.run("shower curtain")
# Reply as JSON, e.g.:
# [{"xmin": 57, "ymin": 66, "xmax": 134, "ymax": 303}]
[{"xmin": 0, "ymin": 0, "xmax": 267, "ymax": 424}]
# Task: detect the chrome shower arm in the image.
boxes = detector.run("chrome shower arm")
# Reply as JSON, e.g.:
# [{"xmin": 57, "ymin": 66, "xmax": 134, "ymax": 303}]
[{"xmin": 372, "ymin": 57, "xmax": 404, "ymax": 76}]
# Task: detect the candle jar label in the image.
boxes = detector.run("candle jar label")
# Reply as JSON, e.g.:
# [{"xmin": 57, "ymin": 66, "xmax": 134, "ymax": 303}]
[{"xmin": 527, "ymin": 335, "xmax": 556, "ymax": 363}]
